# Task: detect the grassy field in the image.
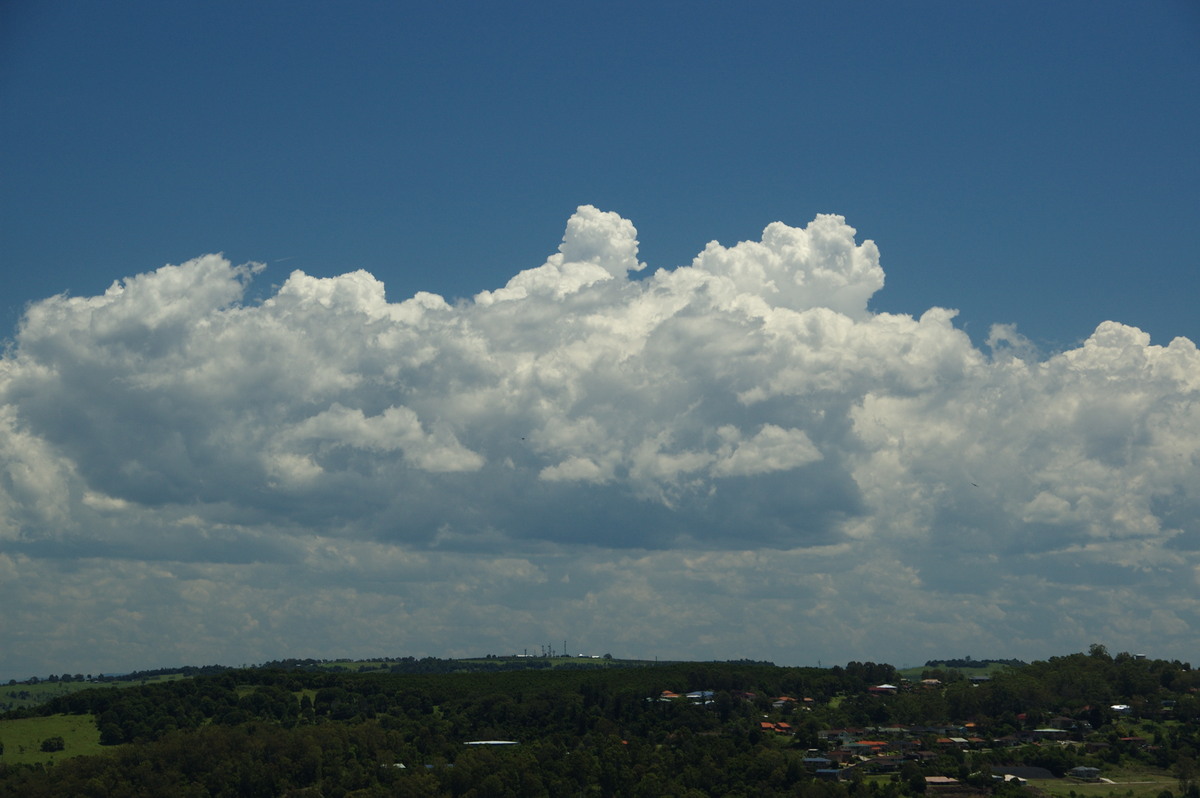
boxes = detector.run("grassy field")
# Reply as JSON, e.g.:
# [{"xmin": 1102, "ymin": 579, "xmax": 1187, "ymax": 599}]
[
  {"xmin": 0, "ymin": 681, "xmax": 83, "ymax": 713},
  {"xmin": 315, "ymin": 655, "xmax": 640, "ymax": 672},
  {"xmin": 1028, "ymin": 771, "xmax": 1177, "ymax": 798},
  {"xmin": 1, "ymin": 673, "xmax": 187, "ymax": 713},
  {"xmin": 1, "ymin": 658, "xmax": 647, "ymax": 710},
  {"xmin": 896, "ymin": 662, "xmax": 1015, "ymax": 681},
  {"xmin": 0, "ymin": 713, "xmax": 107, "ymax": 765},
  {"xmin": 456, "ymin": 655, "xmax": 618, "ymax": 667},
  {"xmin": 314, "ymin": 660, "xmax": 392, "ymax": 672}
]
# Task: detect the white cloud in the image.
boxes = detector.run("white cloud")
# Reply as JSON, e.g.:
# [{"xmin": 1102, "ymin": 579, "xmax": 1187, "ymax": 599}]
[
  {"xmin": 275, "ymin": 404, "xmax": 484, "ymax": 473},
  {"xmin": 475, "ymin": 205, "xmax": 643, "ymax": 305},
  {"xmin": 1, "ymin": 205, "xmax": 1198, "ymax": 677},
  {"xmin": 710, "ymin": 424, "xmax": 822, "ymax": 477},
  {"xmin": 687, "ymin": 214, "xmax": 883, "ymax": 318}
]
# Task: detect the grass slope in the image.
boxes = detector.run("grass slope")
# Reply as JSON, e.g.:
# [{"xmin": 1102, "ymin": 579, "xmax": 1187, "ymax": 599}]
[
  {"xmin": 896, "ymin": 662, "xmax": 1015, "ymax": 680},
  {"xmin": 0, "ymin": 713, "xmax": 106, "ymax": 765},
  {"xmin": 0, "ymin": 673, "xmax": 185, "ymax": 713},
  {"xmin": 1028, "ymin": 770, "xmax": 1177, "ymax": 798}
]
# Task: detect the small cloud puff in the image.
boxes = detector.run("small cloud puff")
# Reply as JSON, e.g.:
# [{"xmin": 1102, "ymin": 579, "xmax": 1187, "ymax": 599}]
[
  {"xmin": 710, "ymin": 425, "xmax": 822, "ymax": 477},
  {"xmin": 688, "ymin": 213, "xmax": 883, "ymax": 318},
  {"xmin": 475, "ymin": 205, "xmax": 644, "ymax": 305}
]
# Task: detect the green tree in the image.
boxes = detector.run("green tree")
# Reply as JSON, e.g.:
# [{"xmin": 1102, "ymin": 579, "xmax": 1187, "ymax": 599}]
[
  {"xmin": 39, "ymin": 736, "xmax": 65, "ymax": 752},
  {"xmin": 1178, "ymin": 755, "xmax": 1197, "ymax": 796},
  {"xmin": 901, "ymin": 761, "xmax": 926, "ymax": 794},
  {"xmin": 99, "ymin": 722, "xmax": 123, "ymax": 746}
]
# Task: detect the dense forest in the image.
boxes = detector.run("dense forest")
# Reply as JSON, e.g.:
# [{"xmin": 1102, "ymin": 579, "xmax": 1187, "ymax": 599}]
[{"xmin": 2, "ymin": 648, "xmax": 1199, "ymax": 797}]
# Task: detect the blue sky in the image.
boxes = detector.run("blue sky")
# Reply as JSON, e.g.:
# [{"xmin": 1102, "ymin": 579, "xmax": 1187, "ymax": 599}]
[
  {"xmin": 4, "ymin": 1, "xmax": 1197, "ymax": 349},
  {"xmin": 1, "ymin": 1, "xmax": 1199, "ymax": 680}
]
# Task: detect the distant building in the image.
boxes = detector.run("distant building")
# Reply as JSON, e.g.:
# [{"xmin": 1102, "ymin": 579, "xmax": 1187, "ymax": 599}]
[{"xmin": 925, "ymin": 776, "xmax": 961, "ymax": 790}]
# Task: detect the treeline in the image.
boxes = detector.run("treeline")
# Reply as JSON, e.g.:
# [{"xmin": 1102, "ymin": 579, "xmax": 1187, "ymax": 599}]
[
  {"xmin": 922, "ymin": 658, "xmax": 1027, "ymax": 669},
  {"xmin": 10, "ymin": 661, "xmax": 891, "ymax": 744},
  {"xmin": 94, "ymin": 664, "xmax": 232, "ymax": 684},
  {"xmin": 10, "ymin": 653, "xmax": 644, "ymax": 690},
  {"xmin": 0, "ymin": 662, "xmax": 896, "ymax": 797},
  {"xmin": 263, "ymin": 656, "xmax": 561, "ymax": 675},
  {"xmin": 9, "ymin": 664, "xmax": 232, "ymax": 688},
  {"xmin": 0, "ymin": 719, "xmax": 905, "ymax": 798},
  {"xmin": 3, "ymin": 649, "xmax": 1200, "ymax": 796}
]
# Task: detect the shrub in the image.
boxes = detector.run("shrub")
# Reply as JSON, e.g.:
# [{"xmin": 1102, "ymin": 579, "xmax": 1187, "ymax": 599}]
[{"xmin": 40, "ymin": 736, "xmax": 65, "ymax": 752}]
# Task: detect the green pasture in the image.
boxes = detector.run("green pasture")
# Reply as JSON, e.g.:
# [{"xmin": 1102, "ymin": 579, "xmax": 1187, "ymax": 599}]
[
  {"xmin": 316, "ymin": 655, "xmax": 629, "ymax": 673},
  {"xmin": 1, "ymin": 673, "xmax": 186, "ymax": 713},
  {"xmin": 1028, "ymin": 772, "xmax": 1177, "ymax": 798},
  {"xmin": 0, "ymin": 713, "xmax": 106, "ymax": 765},
  {"xmin": 314, "ymin": 660, "xmax": 392, "ymax": 673},
  {"xmin": 896, "ymin": 662, "xmax": 1013, "ymax": 680},
  {"xmin": 456, "ymin": 656, "xmax": 611, "ymax": 667},
  {"xmin": 0, "ymin": 680, "xmax": 82, "ymax": 712}
]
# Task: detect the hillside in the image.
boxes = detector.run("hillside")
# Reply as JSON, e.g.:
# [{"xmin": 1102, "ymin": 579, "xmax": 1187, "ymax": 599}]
[
  {"xmin": 1, "ymin": 650, "xmax": 1197, "ymax": 797},
  {"xmin": 1, "ymin": 654, "xmax": 660, "ymax": 714}
]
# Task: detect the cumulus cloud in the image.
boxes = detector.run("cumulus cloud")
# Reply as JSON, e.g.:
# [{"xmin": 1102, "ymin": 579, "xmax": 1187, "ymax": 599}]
[{"xmin": 1, "ymin": 205, "xmax": 1198, "ymax": 676}]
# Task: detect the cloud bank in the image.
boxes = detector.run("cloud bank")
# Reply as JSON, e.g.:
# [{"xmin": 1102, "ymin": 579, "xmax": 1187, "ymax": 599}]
[{"xmin": 2, "ymin": 206, "xmax": 1198, "ymax": 676}]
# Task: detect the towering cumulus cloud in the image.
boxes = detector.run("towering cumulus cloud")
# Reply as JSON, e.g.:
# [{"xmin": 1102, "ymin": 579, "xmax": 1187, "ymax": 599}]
[{"xmin": 1, "ymin": 206, "xmax": 1197, "ymax": 674}]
